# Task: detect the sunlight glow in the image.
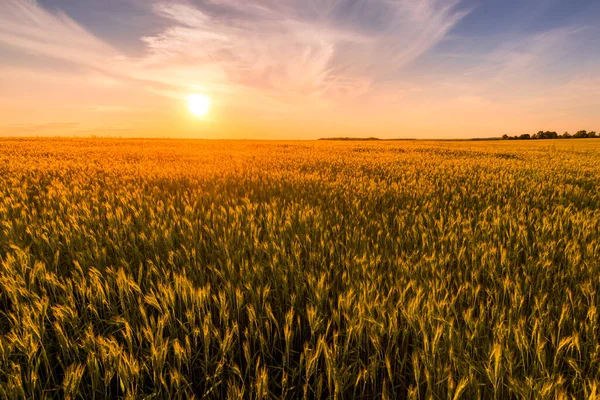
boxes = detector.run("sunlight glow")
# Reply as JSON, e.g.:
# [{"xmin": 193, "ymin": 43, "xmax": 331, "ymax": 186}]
[{"xmin": 187, "ymin": 94, "xmax": 211, "ymax": 117}]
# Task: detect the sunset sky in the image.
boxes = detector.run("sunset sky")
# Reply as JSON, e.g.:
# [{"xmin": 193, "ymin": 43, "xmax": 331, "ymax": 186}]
[{"xmin": 1, "ymin": 0, "xmax": 599, "ymax": 139}]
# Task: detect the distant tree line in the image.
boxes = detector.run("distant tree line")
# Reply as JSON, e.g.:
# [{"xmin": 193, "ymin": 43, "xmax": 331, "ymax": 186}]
[
  {"xmin": 502, "ymin": 130, "xmax": 598, "ymax": 140},
  {"xmin": 318, "ymin": 137, "xmax": 417, "ymax": 141},
  {"xmin": 318, "ymin": 137, "xmax": 381, "ymax": 141}
]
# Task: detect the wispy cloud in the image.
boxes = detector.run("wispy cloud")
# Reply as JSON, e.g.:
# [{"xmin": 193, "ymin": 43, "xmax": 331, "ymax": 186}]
[
  {"xmin": 0, "ymin": 0, "xmax": 118, "ymax": 68},
  {"xmin": 138, "ymin": 0, "xmax": 470, "ymax": 102},
  {"xmin": 0, "ymin": 0, "xmax": 470, "ymax": 106},
  {"xmin": 464, "ymin": 26, "xmax": 584, "ymax": 83}
]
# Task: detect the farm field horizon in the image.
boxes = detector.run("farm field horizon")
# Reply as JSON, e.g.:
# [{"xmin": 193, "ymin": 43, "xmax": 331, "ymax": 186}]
[{"xmin": 1, "ymin": 138, "xmax": 599, "ymax": 398}]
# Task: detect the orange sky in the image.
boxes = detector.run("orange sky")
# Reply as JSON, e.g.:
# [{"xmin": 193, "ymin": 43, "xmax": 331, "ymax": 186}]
[{"xmin": 1, "ymin": 0, "xmax": 600, "ymax": 139}]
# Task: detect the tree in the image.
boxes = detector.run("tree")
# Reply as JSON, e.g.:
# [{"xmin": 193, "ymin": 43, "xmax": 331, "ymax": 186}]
[
  {"xmin": 502, "ymin": 134, "xmax": 509, "ymax": 140},
  {"xmin": 562, "ymin": 132, "xmax": 571, "ymax": 139},
  {"xmin": 519, "ymin": 134, "xmax": 531, "ymax": 140},
  {"xmin": 589, "ymin": 131, "xmax": 597, "ymax": 138},
  {"xmin": 535, "ymin": 131, "xmax": 558, "ymax": 139},
  {"xmin": 573, "ymin": 130, "xmax": 588, "ymax": 138}
]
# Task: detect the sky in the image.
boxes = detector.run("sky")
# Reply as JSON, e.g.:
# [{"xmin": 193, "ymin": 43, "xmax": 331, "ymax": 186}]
[{"xmin": 1, "ymin": 0, "xmax": 599, "ymax": 139}]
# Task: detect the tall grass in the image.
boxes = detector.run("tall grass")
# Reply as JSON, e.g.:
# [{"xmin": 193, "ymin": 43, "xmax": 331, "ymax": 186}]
[{"xmin": 0, "ymin": 138, "xmax": 599, "ymax": 398}]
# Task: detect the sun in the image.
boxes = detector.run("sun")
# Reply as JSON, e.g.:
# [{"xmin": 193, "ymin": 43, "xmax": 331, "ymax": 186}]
[{"xmin": 187, "ymin": 94, "xmax": 211, "ymax": 117}]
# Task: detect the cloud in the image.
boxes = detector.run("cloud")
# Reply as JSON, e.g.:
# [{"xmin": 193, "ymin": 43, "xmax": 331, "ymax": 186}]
[
  {"xmin": 402, "ymin": 24, "xmax": 591, "ymax": 109},
  {"xmin": 137, "ymin": 0, "xmax": 469, "ymax": 103},
  {"xmin": 465, "ymin": 26, "xmax": 584, "ymax": 83},
  {"xmin": 0, "ymin": 0, "xmax": 119, "ymax": 68},
  {"xmin": 0, "ymin": 0, "xmax": 470, "ymax": 107}
]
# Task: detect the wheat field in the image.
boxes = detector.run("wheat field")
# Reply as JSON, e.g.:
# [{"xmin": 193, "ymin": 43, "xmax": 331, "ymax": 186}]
[{"xmin": 0, "ymin": 138, "xmax": 599, "ymax": 399}]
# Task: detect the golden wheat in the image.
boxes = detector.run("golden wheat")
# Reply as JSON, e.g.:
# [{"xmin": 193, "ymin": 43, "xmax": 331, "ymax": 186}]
[{"xmin": 0, "ymin": 138, "xmax": 599, "ymax": 398}]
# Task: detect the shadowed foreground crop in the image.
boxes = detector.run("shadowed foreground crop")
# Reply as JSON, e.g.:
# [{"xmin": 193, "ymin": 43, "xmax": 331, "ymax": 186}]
[{"xmin": 1, "ymin": 139, "xmax": 599, "ymax": 398}]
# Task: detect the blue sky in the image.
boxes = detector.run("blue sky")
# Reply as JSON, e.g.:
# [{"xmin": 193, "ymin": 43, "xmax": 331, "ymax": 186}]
[
  {"xmin": 35, "ymin": 0, "xmax": 600, "ymax": 58},
  {"xmin": 1, "ymin": 0, "xmax": 599, "ymax": 138}
]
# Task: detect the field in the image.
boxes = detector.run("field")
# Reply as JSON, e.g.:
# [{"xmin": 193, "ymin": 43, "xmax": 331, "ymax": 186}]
[{"xmin": 1, "ymin": 138, "xmax": 599, "ymax": 399}]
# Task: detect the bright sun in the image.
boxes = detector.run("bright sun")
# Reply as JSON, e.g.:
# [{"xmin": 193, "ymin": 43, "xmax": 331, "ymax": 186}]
[{"xmin": 187, "ymin": 94, "xmax": 211, "ymax": 117}]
